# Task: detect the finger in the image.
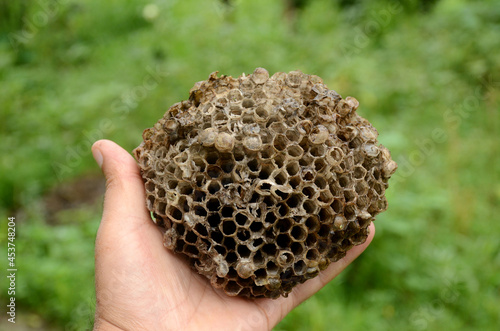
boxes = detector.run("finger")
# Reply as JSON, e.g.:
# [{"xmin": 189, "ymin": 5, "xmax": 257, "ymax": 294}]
[{"xmin": 92, "ymin": 139, "xmax": 151, "ymax": 230}]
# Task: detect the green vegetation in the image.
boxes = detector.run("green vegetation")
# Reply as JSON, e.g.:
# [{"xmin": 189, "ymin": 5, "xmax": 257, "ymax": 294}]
[{"xmin": 1, "ymin": 0, "xmax": 499, "ymax": 330}]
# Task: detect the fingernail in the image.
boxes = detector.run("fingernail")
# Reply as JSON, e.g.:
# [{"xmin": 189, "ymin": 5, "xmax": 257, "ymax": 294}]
[{"xmin": 92, "ymin": 148, "xmax": 103, "ymax": 168}]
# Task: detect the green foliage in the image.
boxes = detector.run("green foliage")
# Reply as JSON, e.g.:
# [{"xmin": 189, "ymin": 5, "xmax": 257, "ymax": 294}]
[{"xmin": 1, "ymin": 0, "xmax": 499, "ymax": 330}]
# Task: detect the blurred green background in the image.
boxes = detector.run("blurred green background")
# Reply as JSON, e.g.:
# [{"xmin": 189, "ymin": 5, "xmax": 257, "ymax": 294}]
[{"xmin": 1, "ymin": 0, "xmax": 499, "ymax": 330}]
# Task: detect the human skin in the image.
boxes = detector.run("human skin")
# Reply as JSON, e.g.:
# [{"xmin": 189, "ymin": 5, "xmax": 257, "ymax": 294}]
[{"xmin": 91, "ymin": 139, "xmax": 375, "ymax": 331}]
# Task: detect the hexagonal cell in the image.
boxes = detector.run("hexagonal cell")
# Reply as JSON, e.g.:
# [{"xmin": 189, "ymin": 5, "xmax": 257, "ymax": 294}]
[
  {"xmin": 254, "ymin": 268, "xmax": 268, "ymax": 285},
  {"xmin": 205, "ymin": 151, "xmax": 219, "ymax": 165},
  {"xmin": 221, "ymin": 206, "xmax": 235, "ymax": 218},
  {"xmin": 194, "ymin": 205, "xmax": 208, "ymax": 217},
  {"xmin": 353, "ymin": 165, "xmax": 367, "ymax": 180},
  {"xmin": 314, "ymin": 158, "xmax": 327, "ymax": 172},
  {"xmin": 291, "ymin": 241, "xmax": 305, "ymax": 256},
  {"xmin": 274, "ymin": 153, "xmax": 286, "ymax": 168},
  {"xmin": 247, "ymin": 158, "xmax": 261, "ymax": 172},
  {"xmin": 206, "ymin": 165, "xmax": 223, "ymax": 178},
  {"xmin": 207, "ymin": 198, "xmax": 221, "ymax": 212},
  {"xmin": 302, "ymin": 169, "xmax": 315, "ymax": 182},
  {"xmin": 208, "ymin": 213, "xmax": 222, "ymax": 228},
  {"xmin": 285, "ymin": 129, "xmax": 301, "ymax": 143},
  {"xmin": 233, "ymin": 147, "xmax": 245, "ymax": 162},
  {"xmin": 302, "ymin": 199, "xmax": 318, "ymax": 214},
  {"xmin": 344, "ymin": 204, "xmax": 357, "ymax": 221},
  {"xmin": 234, "ymin": 212, "xmax": 248, "ymax": 226},
  {"xmin": 293, "ymin": 260, "xmax": 307, "ymax": 275},
  {"xmin": 305, "ymin": 233, "xmax": 318, "ymax": 246},
  {"xmin": 266, "ymin": 261, "xmax": 279, "ymax": 274},
  {"xmin": 225, "ymin": 238, "xmax": 237, "ymax": 252},
  {"xmin": 227, "ymin": 88, "xmax": 243, "ymax": 102},
  {"xmin": 277, "ymin": 251, "xmax": 294, "ymax": 267},
  {"xmin": 274, "ymin": 171, "xmax": 288, "ymax": 185},
  {"xmin": 356, "ymin": 195, "xmax": 370, "ymax": 209},
  {"xmin": 249, "ymin": 238, "xmax": 264, "ymax": 251},
  {"xmin": 338, "ymin": 175, "xmax": 352, "ymax": 188},
  {"xmin": 264, "ymin": 211, "xmax": 278, "ymax": 225},
  {"xmin": 318, "ymin": 190, "xmax": 334, "ymax": 205},
  {"xmin": 193, "ymin": 190, "xmax": 206, "ymax": 202},
  {"xmin": 290, "ymin": 225, "xmax": 307, "ymax": 241},
  {"xmin": 221, "ymin": 220, "xmax": 237, "ymax": 236},
  {"xmin": 249, "ymin": 221, "xmax": 264, "ymax": 232},
  {"xmin": 306, "ymin": 248, "xmax": 319, "ymax": 260},
  {"xmin": 213, "ymin": 112, "xmax": 229, "ymax": 127},
  {"xmin": 167, "ymin": 180, "xmax": 178, "ymax": 190},
  {"xmin": 328, "ymin": 147, "xmax": 344, "ymax": 164},
  {"xmin": 276, "ymin": 233, "xmax": 292, "ymax": 248},
  {"xmin": 224, "ymin": 281, "xmax": 242, "ymax": 296},
  {"xmin": 318, "ymin": 207, "xmax": 334, "ymax": 223},
  {"xmin": 318, "ymin": 224, "xmax": 331, "ymax": 238},
  {"xmin": 242, "ymin": 114, "xmax": 255, "ymax": 125},
  {"xmin": 193, "ymin": 223, "xmax": 208, "ymax": 237},
  {"xmin": 355, "ymin": 181, "xmax": 369, "ymax": 195},
  {"xmin": 145, "ymin": 180, "xmax": 156, "ymax": 193},
  {"xmin": 288, "ymin": 176, "xmax": 302, "ymax": 189},
  {"xmin": 220, "ymin": 158, "xmax": 235, "ymax": 173},
  {"xmin": 167, "ymin": 206, "xmax": 183, "ymax": 222},
  {"xmin": 305, "ymin": 216, "xmax": 320, "ymax": 232},
  {"xmin": 302, "ymin": 186, "xmax": 316, "ymax": 199},
  {"xmin": 177, "ymin": 182, "xmax": 194, "ymax": 195},
  {"xmin": 255, "ymin": 105, "xmax": 270, "ymax": 121},
  {"xmin": 273, "ymin": 134, "xmax": 288, "ymax": 151},
  {"xmin": 344, "ymin": 189, "xmax": 357, "ymax": 203},
  {"xmin": 373, "ymin": 182, "xmax": 385, "ymax": 196},
  {"xmin": 236, "ymin": 229, "xmax": 251, "ymax": 242},
  {"xmin": 314, "ymin": 176, "xmax": 327, "ymax": 190},
  {"xmin": 276, "ymin": 218, "xmax": 294, "ymax": 233},
  {"xmin": 310, "ymin": 144, "xmax": 325, "ymax": 157},
  {"xmin": 184, "ymin": 231, "xmax": 197, "ymax": 244},
  {"xmin": 285, "ymin": 162, "xmax": 300, "ymax": 177},
  {"xmin": 242, "ymin": 98, "xmax": 255, "ymax": 108},
  {"xmin": 237, "ymin": 245, "xmax": 252, "ymax": 259},
  {"xmin": 253, "ymin": 250, "xmax": 265, "ymax": 265},
  {"xmin": 277, "ymin": 204, "xmax": 290, "ymax": 217},
  {"xmin": 220, "ymin": 175, "xmax": 234, "ymax": 187},
  {"xmin": 286, "ymin": 145, "xmax": 304, "ymax": 158},
  {"xmin": 260, "ymin": 146, "xmax": 275, "ymax": 159},
  {"xmin": 195, "ymin": 175, "xmax": 206, "ymax": 188},
  {"xmin": 156, "ymin": 187, "xmax": 166, "ymax": 199},
  {"xmin": 286, "ymin": 194, "xmax": 302, "ymax": 208},
  {"xmin": 207, "ymin": 181, "xmax": 221, "ymax": 194},
  {"xmin": 331, "ymin": 199, "xmax": 344, "ymax": 214},
  {"xmin": 258, "ymin": 164, "xmax": 274, "ymax": 180}
]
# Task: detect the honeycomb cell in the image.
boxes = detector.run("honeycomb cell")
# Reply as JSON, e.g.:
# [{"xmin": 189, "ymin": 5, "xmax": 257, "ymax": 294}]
[
  {"xmin": 134, "ymin": 68, "xmax": 397, "ymax": 299},
  {"xmin": 243, "ymin": 136, "xmax": 262, "ymax": 151}
]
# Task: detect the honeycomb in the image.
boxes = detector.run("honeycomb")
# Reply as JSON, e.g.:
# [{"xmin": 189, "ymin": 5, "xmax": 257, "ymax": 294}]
[{"xmin": 133, "ymin": 68, "xmax": 397, "ymax": 299}]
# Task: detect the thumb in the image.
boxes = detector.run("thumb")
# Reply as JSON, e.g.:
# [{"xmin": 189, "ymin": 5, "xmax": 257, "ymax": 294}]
[{"xmin": 92, "ymin": 139, "xmax": 150, "ymax": 230}]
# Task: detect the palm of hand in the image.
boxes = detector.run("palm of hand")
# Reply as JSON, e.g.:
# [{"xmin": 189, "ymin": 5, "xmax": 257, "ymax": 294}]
[{"xmin": 92, "ymin": 140, "xmax": 374, "ymax": 331}]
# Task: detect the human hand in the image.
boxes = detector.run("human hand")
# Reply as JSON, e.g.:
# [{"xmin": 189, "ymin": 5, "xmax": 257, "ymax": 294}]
[{"xmin": 91, "ymin": 139, "xmax": 374, "ymax": 331}]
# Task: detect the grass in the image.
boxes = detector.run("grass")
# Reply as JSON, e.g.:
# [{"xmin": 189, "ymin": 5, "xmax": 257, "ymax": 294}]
[{"xmin": 0, "ymin": 0, "xmax": 499, "ymax": 330}]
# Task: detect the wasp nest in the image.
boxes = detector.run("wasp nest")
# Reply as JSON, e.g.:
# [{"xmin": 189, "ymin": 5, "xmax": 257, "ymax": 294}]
[{"xmin": 134, "ymin": 68, "xmax": 397, "ymax": 299}]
